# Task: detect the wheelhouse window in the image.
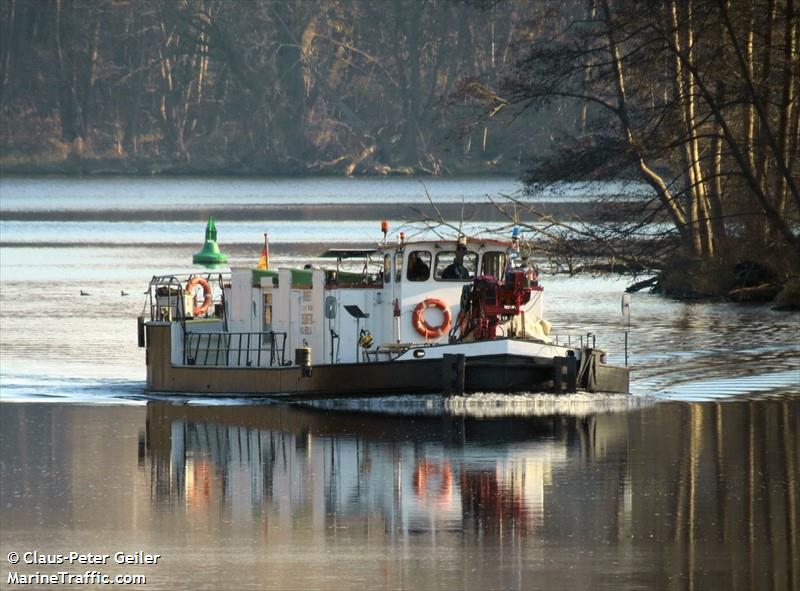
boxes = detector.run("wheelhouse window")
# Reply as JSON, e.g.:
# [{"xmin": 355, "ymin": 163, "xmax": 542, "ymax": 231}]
[
  {"xmin": 383, "ymin": 254, "xmax": 391, "ymax": 283},
  {"xmin": 481, "ymin": 252, "xmax": 506, "ymax": 278},
  {"xmin": 394, "ymin": 252, "xmax": 404, "ymax": 282},
  {"xmin": 407, "ymin": 250, "xmax": 431, "ymax": 282},
  {"xmin": 434, "ymin": 251, "xmax": 478, "ymax": 281}
]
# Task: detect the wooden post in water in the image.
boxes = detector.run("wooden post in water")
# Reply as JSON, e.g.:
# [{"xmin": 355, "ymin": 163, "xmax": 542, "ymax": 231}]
[{"xmin": 621, "ymin": 293, "xmax": 631, "ymax": 366}]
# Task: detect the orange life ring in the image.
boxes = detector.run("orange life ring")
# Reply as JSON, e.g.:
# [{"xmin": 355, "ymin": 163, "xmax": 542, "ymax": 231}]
[
  {"xmin": 185, "ymin": 277, "xmax": 213, "ymax": 316},
  {"xmin": 412, "ymin": 460, "xmax": 453, "ymax": 504},
  {"xmin": 412, "ymin": 298, "xmax": 452, "ymax": 339}
]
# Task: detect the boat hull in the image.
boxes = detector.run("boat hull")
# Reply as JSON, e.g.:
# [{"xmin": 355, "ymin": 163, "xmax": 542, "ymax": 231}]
[{"xmin": 145, "ymin": 323, "xmax": 629, "ymax": 398}]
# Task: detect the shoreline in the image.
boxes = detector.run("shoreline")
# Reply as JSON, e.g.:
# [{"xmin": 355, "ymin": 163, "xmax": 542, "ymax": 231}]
[
  {"xmin": 0, "ymin": 201, "xmax": 648, "ymax": 223},
  {"xmin": 0, "ymin": 161, "xmax": 521, "ymax": 178}
]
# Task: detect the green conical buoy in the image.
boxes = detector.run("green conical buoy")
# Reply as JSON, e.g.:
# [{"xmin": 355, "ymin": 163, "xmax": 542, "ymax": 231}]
[{"xmin": 193, "ymin": 217, "xmax": 229, "ymax": 266}]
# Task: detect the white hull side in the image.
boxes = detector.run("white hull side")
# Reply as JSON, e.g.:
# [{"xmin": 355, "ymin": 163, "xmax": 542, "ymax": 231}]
[{"xmin": 392, "ymin": 338, "xmax": 574, "ymax": 363}]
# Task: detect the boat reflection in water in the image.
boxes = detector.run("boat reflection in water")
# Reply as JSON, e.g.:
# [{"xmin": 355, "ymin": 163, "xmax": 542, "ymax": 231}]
[
  {"xmin": 144, "ymin": 400, "xmax": 584, "ymax": 534},
  {"xmin": 141, "ymin": 397, "xmax": 797, "ymax": 590}
]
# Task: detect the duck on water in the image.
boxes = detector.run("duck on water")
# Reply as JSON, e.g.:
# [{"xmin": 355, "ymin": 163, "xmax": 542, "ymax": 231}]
[{"xmin": 139, "ymin": 220, "xmax": 629, "ymax": 398}]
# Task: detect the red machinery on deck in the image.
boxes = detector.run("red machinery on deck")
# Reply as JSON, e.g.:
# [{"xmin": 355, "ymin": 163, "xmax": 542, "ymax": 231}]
[{"xmin": 452, "ymin": 266, "xmax": 542, "ymax": 342}]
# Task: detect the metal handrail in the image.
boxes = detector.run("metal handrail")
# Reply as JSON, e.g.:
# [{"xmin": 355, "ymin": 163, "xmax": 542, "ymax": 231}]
[
  {"xmin": 552, "ymin": 332, "xmax": 597, "ymax": 349},
  {"xmin": 183, "ymin": 331, "xmax": 287, "ymax": 368}
]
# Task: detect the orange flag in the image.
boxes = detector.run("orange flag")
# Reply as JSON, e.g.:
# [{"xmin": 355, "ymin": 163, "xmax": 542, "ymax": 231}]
[{"xmin": 257, "ymin": 233, "xmax": 269, "ymax": 269}]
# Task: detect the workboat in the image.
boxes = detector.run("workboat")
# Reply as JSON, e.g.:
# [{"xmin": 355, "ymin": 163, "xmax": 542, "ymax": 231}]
[{"xmin": 139, "ymin": 223, "xmax": 629, "ymax": 398}]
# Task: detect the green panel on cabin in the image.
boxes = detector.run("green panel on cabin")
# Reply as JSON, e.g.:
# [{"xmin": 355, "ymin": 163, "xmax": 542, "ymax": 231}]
[
  {"xmin": 251, "ymin": 268, "xmax": 373, "ymax": 288},
  {"xmin": 336, "ymin": 271, "xmax": 372, "ymax": 284},
  {"xmin": 251, "ymin": 269, "xmax": 278, "ymax": 286},
  {"xmin": 251, "ymin": 268, "xmax": 313, "ymax": 288}
]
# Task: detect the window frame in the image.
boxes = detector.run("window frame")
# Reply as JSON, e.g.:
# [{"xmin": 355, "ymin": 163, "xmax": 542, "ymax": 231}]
[
  {"xmin": 394, "ymin": 251, "xmax": 404, "ymax": 282},
  {"xmin": 481, "ymin": 252, "xmax": 507, "ymax": 279},
  {"xmin": 406, "ymin": 250, "xmax": 432, "ymax": 282},
  {"xmin": 433, "ymin": 250, "xmax": 478, "ymax": 281},
  {"xmin": 383, "ymin": 253, "xmax": 391, "ymax": 284}
]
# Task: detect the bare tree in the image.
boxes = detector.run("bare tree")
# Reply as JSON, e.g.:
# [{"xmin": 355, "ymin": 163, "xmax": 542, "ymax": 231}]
[{"xmin": 455, "ymin": 0, "xmax": 799, "ymax": 285}]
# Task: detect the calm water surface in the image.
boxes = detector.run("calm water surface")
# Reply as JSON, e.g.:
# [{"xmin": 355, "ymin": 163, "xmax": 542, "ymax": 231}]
[
  {"xmin": 0, "ymin": 176, "xmax": 798, "ymax": 590},
  {"xmin": 0, "ymin": 176, "xmax": 652, "ymax": 210},
  {"xmin": 1, "ymin": 401, "xmax": 797, "ymax": 590}
]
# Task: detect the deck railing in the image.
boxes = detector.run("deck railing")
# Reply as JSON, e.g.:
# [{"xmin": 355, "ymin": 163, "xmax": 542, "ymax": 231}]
[
  {"xmin": 552, "ymin": 333, "xmax": 597, "ymax": 349},
  {"xmin": 183, "ymin": 331, "xmax": 287, "ymax": 368},
  {"xmin": 148, "ymin": 273, "xmax": 230, "ymax": 323}
]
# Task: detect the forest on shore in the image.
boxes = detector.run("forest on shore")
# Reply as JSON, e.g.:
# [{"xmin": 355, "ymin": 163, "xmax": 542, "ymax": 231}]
[
  {"xmin": 0, "ymin": 0, "xmax": 548, "ymax": 175},
  {"xmin": 1, "ymin": 0, "xmax": 798, "ymax": 304}
]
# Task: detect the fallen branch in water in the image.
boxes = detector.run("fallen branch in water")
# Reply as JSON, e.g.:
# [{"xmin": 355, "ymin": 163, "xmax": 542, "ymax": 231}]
[
  {"xmin": 626, "ymin": 276, "xmax": 660, "ymax": 293},
  {"xmin": 727, "ymin": 283, "xmax": 780, "ymax": 303}
]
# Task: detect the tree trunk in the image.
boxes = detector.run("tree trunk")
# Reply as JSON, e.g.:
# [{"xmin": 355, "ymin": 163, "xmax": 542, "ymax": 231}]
[
  {"xmin": 775, "ymin": 0, "xmax": 798, "ymax": 215},
  {"xmin": 755, "ymin": 0, "xmax": 776, "ymax": 241},
  {"xmin": 720, "ymin": 1, "xmax": 800, "ymax": 210},
  {"xmin": 666, "ymin": 3, "xmax": 799, "ymax": 248},
  {"xmin": 709, "ymin": 125, "xmax": 727, "ymax": 243},
  {"xmin": 681, "ymin": 60, "xmax": 799, "ymax": 247},
  {"xmin": 271, "ymin": 2, "xmax": 316, "ymax": 161},
  {"xmin": 398, "ymin": 0, "xmax": 423, "ymax": 165},
  {"xmin": 600, "ymin": 0, "xmax": 691, "ymax": 246},
  {"xmin": 672, "ymin": 0, "xmax": 707, "ymax": 256},
  {"xmin": 55, "ymin": 0, "xmax": 87, "ymax": 151},
  {"xmin": 0, "ymin": 0, "xmax": 16, "ymax": 106}
]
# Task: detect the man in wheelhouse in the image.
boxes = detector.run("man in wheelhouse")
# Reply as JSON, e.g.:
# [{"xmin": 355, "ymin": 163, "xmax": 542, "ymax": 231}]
[{"xmin": 441, "ymin": 241, "xmax": 471, "ymax": 280}]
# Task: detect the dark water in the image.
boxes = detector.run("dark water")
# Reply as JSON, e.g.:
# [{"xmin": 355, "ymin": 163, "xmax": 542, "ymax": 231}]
[
  {"xmin": 1, "ymin": 401, "xmax": 797, "ymax": 590},
  {"xmin": 1, "ymin": 176, "xmax": 798, "ymax": 589}
]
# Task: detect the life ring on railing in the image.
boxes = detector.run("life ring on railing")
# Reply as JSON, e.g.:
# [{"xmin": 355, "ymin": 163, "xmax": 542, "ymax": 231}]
[
  {"xmin": 412, "ymin": 460, "xmax": 453, "ymax": 504},
  {"xmin": 412, "ymin": 298, "xmax": 452, "ymax": 339},
  {"xmin": 185, "ymin": 277, "xmax": 213, "ymax": 316}
]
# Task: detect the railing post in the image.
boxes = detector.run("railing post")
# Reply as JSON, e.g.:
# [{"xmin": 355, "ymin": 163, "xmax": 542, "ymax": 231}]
[{"xmin": 246, "ymin": 333, "xmax": 251, "ymax": 366}]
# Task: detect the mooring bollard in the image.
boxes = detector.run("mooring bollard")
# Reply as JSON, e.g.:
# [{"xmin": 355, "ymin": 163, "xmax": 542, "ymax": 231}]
[
  {"xmin": 442, "ymin": 354, "xmax": 466, "ymax": 396},
  {"xmin": 553, "ymin": 355, "xmax": 578, "ymax": 392},
  {"xmin": 295, "ymin": 347, "xmax": 312, "ymax": 378}
]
